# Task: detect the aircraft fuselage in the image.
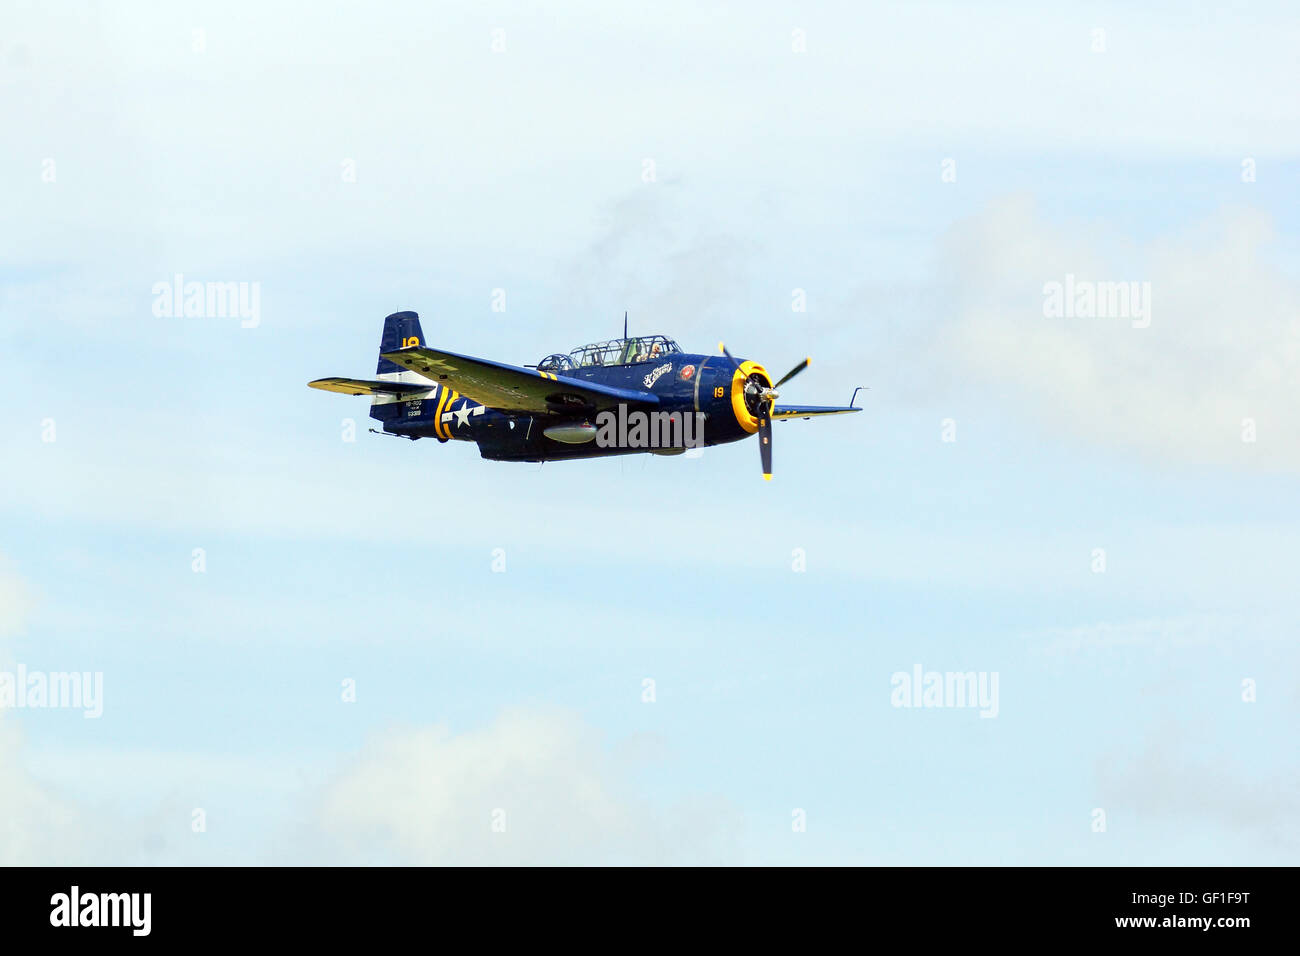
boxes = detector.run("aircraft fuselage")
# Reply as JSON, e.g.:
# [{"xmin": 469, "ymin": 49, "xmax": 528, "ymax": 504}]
[{"xmin": 371, "ymin": 352, "xmax": 767, "ymax": 462}]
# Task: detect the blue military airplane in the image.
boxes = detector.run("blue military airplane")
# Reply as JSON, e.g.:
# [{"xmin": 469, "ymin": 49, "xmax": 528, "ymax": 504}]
[{"xmin": 309, "ymin": 311, "xmax": 861, "ymax": 479}]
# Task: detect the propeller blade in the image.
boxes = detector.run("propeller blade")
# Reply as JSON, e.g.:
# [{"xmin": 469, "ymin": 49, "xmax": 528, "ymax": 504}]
[
  {"xmin": 716, "ymin": 338, "xmax": 784, "ymax": 478},
  {"xmin": 758, "ymin": 399, "xmax": 773, "ymax": 480},
  {"xmin": 773, "ymin": 357, "xmax": 811, "ymax": 389}
]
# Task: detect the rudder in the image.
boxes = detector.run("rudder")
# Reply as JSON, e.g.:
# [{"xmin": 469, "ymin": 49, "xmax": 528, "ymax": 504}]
[{"xmin": 377, "ymin": 311, "xmax": 425, "ymax": 375}]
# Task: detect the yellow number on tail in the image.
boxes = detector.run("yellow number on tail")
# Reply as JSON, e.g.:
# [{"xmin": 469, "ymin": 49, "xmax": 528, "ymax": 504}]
[{"xmin": 402, "ymin": 336, "xmax": 420, "ymax": 348}]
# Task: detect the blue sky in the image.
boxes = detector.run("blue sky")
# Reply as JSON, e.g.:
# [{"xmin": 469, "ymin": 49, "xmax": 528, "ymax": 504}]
[{"xmin": 2, "ymin": 1, "xmax": 1298, "ymax": 864}]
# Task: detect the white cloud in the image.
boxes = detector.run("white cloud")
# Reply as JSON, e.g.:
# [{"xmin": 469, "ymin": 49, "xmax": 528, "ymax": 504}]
[
  {"xmin": 0, "ymin": 558, "xmax": 102, "ymax": 865},
  {"xmin": 1028, "ymin": 614, "xmax": 1257, "ymax": 658},
  {"xmin": 1097, "ymin": 723, "xmax": 1300, "ymax": 857},
  {"xmin": 4, "ymin": 2, "xmax": 1298, "ymax": 274},
  {"xmin": 21, "ymin": 711, "xmax": 744, "ymax": 865},
  {"xmin": 934, "ymin": 198, "xmax": 1300, "ymax": 471},
  {"xmin": 313, "ymin": 709, "xmax": 742, "ymax": 865},
  {"xmin": 0, "ymin": 718, "xmax": 105, "ymax": 864},
  {"xmin": 0, "ymin": 556, "xmax": 33, "ymax": 639}
]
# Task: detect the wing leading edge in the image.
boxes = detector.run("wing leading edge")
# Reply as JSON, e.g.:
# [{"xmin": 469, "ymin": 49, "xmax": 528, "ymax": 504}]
[
  {"xmin": 378, "ymin": 346, "xmax": 660, "ymax": 413},
  {"xmin": 307, "ymin": 377, "xmax": 432, "ymax": 397},
  {"xmin": 770, "ymin": 404, "xmax": 862, "ymax": 420}
]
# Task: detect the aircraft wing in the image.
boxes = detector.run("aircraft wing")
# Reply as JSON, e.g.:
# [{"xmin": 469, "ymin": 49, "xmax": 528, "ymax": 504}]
[
  {"xmin": 771, "ymin": 404, "xmax": 862, "ymax": 420},
  {"xmin": 379, "ymin": 346, "xmax": 660, "ymax": 414},
  {"xmin": 307, "ymin": 377, "xmax": 432, "ymax": 397}
]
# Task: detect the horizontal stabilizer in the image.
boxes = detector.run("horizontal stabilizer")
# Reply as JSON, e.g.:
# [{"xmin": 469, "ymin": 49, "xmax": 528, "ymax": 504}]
[{"xmin": 308, "ymin": 377, "xmax": 432, "ymax": 397}]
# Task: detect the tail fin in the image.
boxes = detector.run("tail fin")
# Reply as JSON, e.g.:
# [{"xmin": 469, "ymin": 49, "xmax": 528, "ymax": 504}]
[{"xmin": 377, "ymin": 311, "xmax": 425, "ymax": 376}]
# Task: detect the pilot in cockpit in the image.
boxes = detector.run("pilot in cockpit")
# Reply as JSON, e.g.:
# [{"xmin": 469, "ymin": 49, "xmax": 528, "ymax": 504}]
[{"xmin": 628, "ymin": 339, "xmax": 662, "ymax": 363}]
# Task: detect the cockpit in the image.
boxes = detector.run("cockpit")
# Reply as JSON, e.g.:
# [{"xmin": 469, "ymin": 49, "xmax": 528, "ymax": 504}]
[{"xmin": 537, "ymin": 335, "xmax": 682, "ymax": 373}]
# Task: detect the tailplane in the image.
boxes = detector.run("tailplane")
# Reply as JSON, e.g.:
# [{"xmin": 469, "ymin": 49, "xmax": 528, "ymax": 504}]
[{"xmin": 307, "ymin": 310, "xmax": 434, "ymax": 414}]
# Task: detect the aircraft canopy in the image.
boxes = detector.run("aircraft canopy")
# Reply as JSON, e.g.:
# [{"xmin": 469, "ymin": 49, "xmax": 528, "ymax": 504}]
[{"xmin": 538, "ymin": 335, "xmax": 682, "ymax": 372}]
